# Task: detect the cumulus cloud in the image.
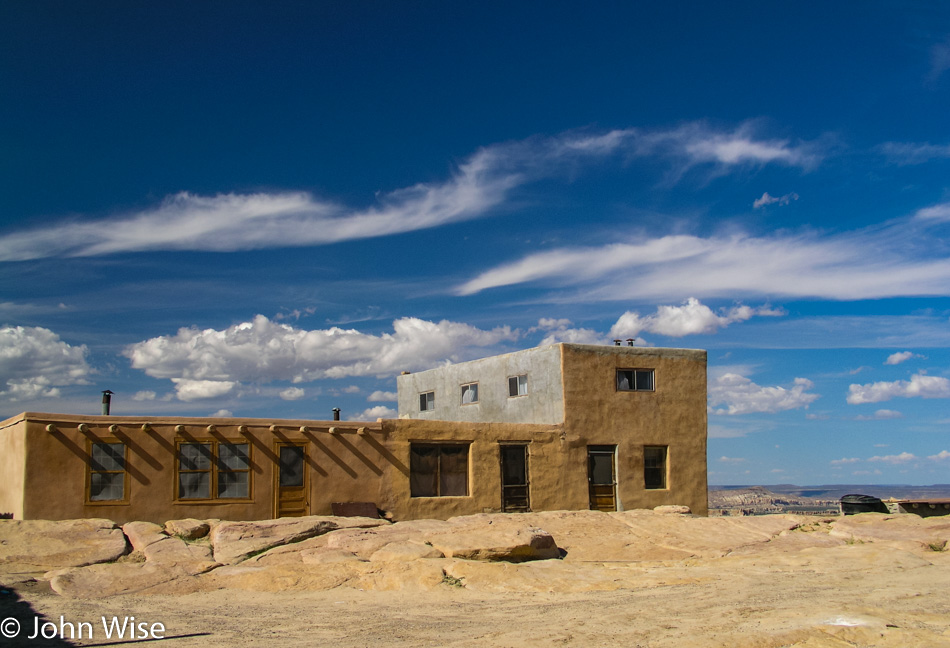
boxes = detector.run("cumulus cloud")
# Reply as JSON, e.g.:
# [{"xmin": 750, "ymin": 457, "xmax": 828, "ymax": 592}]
[
  {"xmin": 279, "ymin": 387, "xmax": 306, "ymax": 401},
  {"xmin": 854, "ymin": 409, "xmax": 903, "ymax": 421},
  {"xmin": 885, "ymin": 351, "xmax": 924, "ymax": 365},
  {"xmin": 348, "ymin": 405, "xmax": 397, "ymax": 421},
  {"xmin": 456, "ymin": 220, "xmax": 950, "ymax": 301},
  {"xmin": 753, "ymin": 192, "xmax": 799, "ymax": 209},
  {"xmin": 929, "ymin": 450, "xmax": 950, "ymax": 461},
  {"xmin": 609, "ymin": 298, "xmax": 783, "ymax": 338},
  {"xmin": 534, "ymin": 318, "xmax": 606, "ymax": 346},
  {"xmin": 0, "ymin": 121, "xmax": 824, "ymax": 262},
  {"xmin": 847, "ymin": 372, "xmax": 950, "ymax": 404},
  {"xmin": 211, "ymin": 409, "xmax": 233, "ymax": 418},
  {"xmin": 124, "ymin": 315, "xmax": 517, "ymax": 399},
  {"xmin": 708, "ymin": 373, "xmax": 819, "ymax": 415},
  {"xmin": 0, "ymin": 325, "xmax": 91, "ymax": 401},
  {"xmin": 868, "ymin": 452, "xmax": 917, "ymax": 464},
  {"xmin": 368, "ymin": 391, "xmax": 397, "ymax": 402}
]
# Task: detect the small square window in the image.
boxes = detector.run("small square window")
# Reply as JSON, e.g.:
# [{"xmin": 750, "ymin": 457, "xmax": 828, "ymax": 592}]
[
  {"xmin": 508, "ymin": 374, "xmax": 528, "ymax": 397},
  {"xmin": 617, "ymin": 369, "xmax": 655, "ymax": 391},
  {"xmin": 460, "ymin": 382, "xmax": 479, "ymax": 404},
  {"xmin": 419, "ymin": 391, "xmax": 435, "ymax": 411}
]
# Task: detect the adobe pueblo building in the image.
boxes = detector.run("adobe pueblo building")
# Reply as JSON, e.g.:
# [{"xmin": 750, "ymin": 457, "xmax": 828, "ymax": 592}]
[{"xmin": 0, "ymin": 343, "xmax": 707, "ymax": 523}]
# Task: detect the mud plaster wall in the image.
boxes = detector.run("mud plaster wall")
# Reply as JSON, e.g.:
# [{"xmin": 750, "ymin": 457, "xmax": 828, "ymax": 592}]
[
  {"xmin": 560, "ymin": 345, "xmax": 708, "ymax": 515},
  {"xmin": 0, "ymin": 418, "xmax": 26, "ymax": 519}
]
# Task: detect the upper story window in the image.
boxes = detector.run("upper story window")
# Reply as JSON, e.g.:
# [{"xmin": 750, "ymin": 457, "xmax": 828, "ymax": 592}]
[
  {"xmin": 617, "ymin": 368, "xmax": 654, "ymax": 392},
  {"xmin": 508, "ymin": 374, "xmax": 528, "ymax": 397},
  {"xmin": 460, "ymin": 382, "xmax": 479, "ymax": 404},
  {"xmin": 88, "ymin": 442, "xmax": 128, "ymax": 502},
  {"xmin": 419, "ymin": 391, "xmax": 435, "ymax": 411}
]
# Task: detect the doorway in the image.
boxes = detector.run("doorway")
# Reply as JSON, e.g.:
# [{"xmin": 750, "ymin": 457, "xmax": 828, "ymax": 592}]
[
  {"xmin": 587, "ymin": 445, "xmax": 617, "ymax": 512},
  {"xmin": 275, "ymin": 443, "xmax": 308, "ymax": 518},
  {"xmin": 500, "ymin": 444, "xmax": 530, "ymax": 512}
]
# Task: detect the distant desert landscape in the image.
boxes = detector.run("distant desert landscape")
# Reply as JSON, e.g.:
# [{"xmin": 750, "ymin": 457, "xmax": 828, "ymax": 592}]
[{"xmin": 2, "ymin": 508, "xmax": 950, "ymax": 647}]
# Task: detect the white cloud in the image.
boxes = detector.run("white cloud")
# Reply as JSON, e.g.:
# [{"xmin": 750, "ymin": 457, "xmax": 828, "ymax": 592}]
[
  {"xmin": 708, "ymin": 373, "xmax": 819, "ymax": 415},
  {"xmin": 131, "ymin": 390, "xmax": 157, "ymax": 401},
  {"xmin": 885, "ymin": 351, "xmax": 920, "ymax": 365},
  {"xmin": 868, "ymin": 452, "xmax": 917, "ymax": 464},
  {"xmin": 279, "ymin": 387, "xmax": 306, "ymax": 401},
  {"xmin": 348, "ymin": 405, "xmax": 397, "ymax": 421},
  {"xmin": 718, "ymin": 456, "xmax": 746, "ymax": 463},
  {"xmin": 534, "ymin": 317, "xmax": 607, "ymax": 346},
  {"xmin": 753, "ymin": 192, "xmax": 799, "ymax": 209},
  {"xmin": 368, "ymin": 391, "xmax": 397, "ymax": 402},
  {"xmin": 830, "ymin": 457, "xmax": 860, "ymax": 465},
  {"xmin": 928, "ymin": 450, "xmax": 950, "ymax": 461},
  {"xmin": 0, "ymin": 325, "xmax": 91, "ymax": 401},
  {"xmin": 0, "ymin": 121, "xmax": 824, "ymax": 262},
  {"xmin": 914, "ymin": 202, "xmax": 950, "ymax": 223},
  {"xmin": 125, "ymin": 315, "xmax": 517, "ymax": 399},
  {"xmin": 878, "ymin": 142, "xmax": 950, "ymax": 165},
  {"xmin": 609, "ymin": 298, "xmax": 783, "ymax": 338},
  {"xmin": 456, "ymin": 217, "xmax": 950, "ymax": 301},
  {"xmin": 854, "ymin": 409, "xmax": 903, "ymax": 421},
  {"xmin": 847, "ymin": 372, "xmax": 950, "ymax": 404},
  {"xmin": 211, "ymin": 409, "xmax": 233, "ymax": 418},
  {"xmin": 341, "ymin": 385, "xmax": 361, "ymax": 394}
]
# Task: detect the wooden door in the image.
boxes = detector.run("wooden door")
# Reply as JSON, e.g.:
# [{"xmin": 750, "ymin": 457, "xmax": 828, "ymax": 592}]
[
  {"xmin": 275, "ymin": 444, "xmax": 308, "ymax": 518},
  {"xmin": 588, "ymin": 446, "xmax": 617, "ymax": 512},
  {"xmin": 500, "ymin": 444, "xmax": 530, "ymax": 512}
]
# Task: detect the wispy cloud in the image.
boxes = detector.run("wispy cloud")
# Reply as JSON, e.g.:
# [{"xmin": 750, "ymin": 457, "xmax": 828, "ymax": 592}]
[
  {"xmin": 456, "ymin": 212, "xmax": 950, "ymax": 301},
  {"xmin": 0, "ymin": 121, "xmax": 825, "ymax": 262},
  {"xmin": 847, "ymin": 372, "xmax": 950, "ymax": 404},
  {"xmin": 708, "ymin": 373, "xmax": 819, "ymax": 415},
  {"xmin": 868, "ymin": 452, "xmax": 917, "ymax": 465},
  {"xmin": 854, "ymin": 409, "xmax": 903, "ymax": 421},
  {"xmin": 124, "ymin": 315, "xmax": 518, "ymax": 401},
  {"xmin": 753, "ymin": 191, "xmax": 799, "ymax": 209},
  {"xmin": 878, "ymin": 141, "xmax": 950, "ymax": 165},
  {"xmin": 929, "ymin": 36, "xmax": 950, "ymax": 82}
]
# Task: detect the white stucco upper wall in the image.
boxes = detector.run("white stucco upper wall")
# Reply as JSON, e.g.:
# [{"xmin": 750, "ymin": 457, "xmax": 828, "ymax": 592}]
[{"xmin": 396, "ymin": 344, "xmax": 565, "ymax": 424}]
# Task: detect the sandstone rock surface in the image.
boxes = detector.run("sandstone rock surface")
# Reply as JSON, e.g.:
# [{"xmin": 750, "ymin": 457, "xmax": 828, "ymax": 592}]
[{"xmin": 0, "ymin": 519, "xmax": 128, "ymax": 576}]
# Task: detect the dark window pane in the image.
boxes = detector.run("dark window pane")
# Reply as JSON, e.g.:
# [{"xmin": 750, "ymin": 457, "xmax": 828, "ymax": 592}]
[
  {"xmin": 420, "ymin": 392, "xmax": 434, "ymax": 411},
  {"xmin": 501, "ymin": 445, "xmax": 527, "ymax": 485},
  {"xmin": 179, "ymin": 443, "xmax": 212, "ymax": 471},
  {"xmin": 440, "ymin": 445, "xmax": 469, "ymax": 496},
  {"xmin": 636, "ymin": 370, "xmax": 654, "ymax": 391},
  {"xmin": 279, "ymin": 446, "xmax": 305, "ymax": 487},
  {"xmin": 589, "ymin": 451, "xmax": 615, "ymax": 485},
  {"xmin": 617, "ymin": 371, "xmax": 633, "ymax": 390},
  {"xmin": 89, "ymin": 472, "xmax": 124, "ymax": 501},
  {"xmin": 644, "ymin": 446, "xmax": 667, "ymax": 489},
  {"xmin": 410, "ymin": 445, "xmax": 438, "ymax": 496},
  {"xmin": 179, "ymin": 472, "xmax": 210, "ymax": 499},
  {"xmin": 218, "ymin": 443, "xmax": 250, "ymax": 470},
  {"xmin": 218, "ymin": 471, "xmax": 249, "ymax": 498},
  {"xmin": 91, "ymin": 443, "xmax": 125, "ymax": 472}
]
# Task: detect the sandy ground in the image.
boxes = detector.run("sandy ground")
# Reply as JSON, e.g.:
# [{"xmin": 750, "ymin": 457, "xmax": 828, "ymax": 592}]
[{"xmin": 4, "ymin": 543, "xmax": 950, "ymax": 648}]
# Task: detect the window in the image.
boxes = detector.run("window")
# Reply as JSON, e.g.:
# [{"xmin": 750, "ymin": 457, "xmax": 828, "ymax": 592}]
[
  {"xmin": 460, "ymin": 382, "xmax": 479, "ymax": 404},
  {"xmin": 410, "ymin": 443, "xmax": 470, "ymax": 497},
  {"xmin": 88, "ymin": 442, "xmax": 127, "ymax": 502},
  {"xmin": 508, "ymin": 374, "xmax": 528, "ymax": 397},
  {"xmin": 644, "ymin": 446, "xmax": 667, "ymax": 490},
  {"xmin": 177, "ymin": 441, "xmax": 251, "ymax": 500},
  {"xmin": 419, "ymin": 391, "xmax": 435, "ymax": 411},
  {"xmin": 617, "ymin": 368, "xmax": 655, "ymax": 391}
]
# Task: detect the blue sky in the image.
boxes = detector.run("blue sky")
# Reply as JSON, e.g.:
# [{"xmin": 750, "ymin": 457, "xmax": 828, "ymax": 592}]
[{"xmin": 2, "ymin": 2, "xmax": 949, "ymax": 485}]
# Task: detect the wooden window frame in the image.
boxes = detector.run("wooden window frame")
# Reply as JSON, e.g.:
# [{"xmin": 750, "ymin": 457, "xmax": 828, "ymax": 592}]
[
  {"xmin": 85, "ymin": 440, "xmax": 130, "ymax": 505},
  {"xmin": 175, "ymin": 439, "xmax": 253, "ymax": 502},
  {"xmin": 409, "ymin": 442, "xmax": 471, "ymax": 498},
  {"xmin": 643, "ymin": 445, "xmax": 668, "ymax": 490}
]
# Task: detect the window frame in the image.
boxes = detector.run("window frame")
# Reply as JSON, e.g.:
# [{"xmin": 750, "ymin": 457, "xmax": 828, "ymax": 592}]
[
  {"xmin": 507, "ymin": 374, "xmax": 528, "ymax": 398},
  {"xmin": 419, "ymin": 390, "xmax": 435, "ymax": 412},
  {"xmin": 616, "ymin": 368, "xmax": 655, "ymax": 392},
  {"xmin": 643, "ymin": 445, "xmax": 668, "ymax": 490},
  {"xmin": 460, "ymin": 382, "xmax": 479, "ymax": 405},
  {"xmin": 86, "ymin": 440, "xmax": 130, "ymax": 505},
  {"xmin": 175, "ymin": 439, "xmax": 253, "ymax": 502},
  {"xmin": 409, "ymin": 442, "xmax": 471, "ymax": 498}
]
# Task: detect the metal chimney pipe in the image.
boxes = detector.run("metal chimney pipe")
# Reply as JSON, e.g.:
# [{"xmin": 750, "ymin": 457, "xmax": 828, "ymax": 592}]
[
  {"xmin": 332, "ymin": 407, "xmax": 341, "ymax": 421},
  {"xmin": 101, "ymin": 390, "xmax": 114, "ymax": 415}
]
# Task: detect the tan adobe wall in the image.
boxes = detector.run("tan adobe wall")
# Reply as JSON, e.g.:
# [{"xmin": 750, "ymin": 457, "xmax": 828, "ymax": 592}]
[
  {"xmin": 14, "ymin": 414, "xmax": 387, "ymax": 524},
  {"xmin": 382, "ymin": 418, "xmax": 571, "ymax": 520},
  {"xmin": 0, "ymin": 415, "xmax": 27, "ymax": 519},
  {"xmin": 560, "ymin": 345, "xmax": 708, "ymax": 515}
]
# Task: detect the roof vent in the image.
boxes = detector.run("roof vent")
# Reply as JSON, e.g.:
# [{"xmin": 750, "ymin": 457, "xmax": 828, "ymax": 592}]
[{"xmin": 613, "ymin": 339, "xmax": 622, "ymax": 346}]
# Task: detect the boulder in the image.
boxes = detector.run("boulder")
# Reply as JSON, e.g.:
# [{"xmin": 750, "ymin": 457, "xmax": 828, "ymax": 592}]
[
  {"xmin": 830, "ymin": 513, "xmax": 950, "ymax": 551},
  {"xmin": 654, "ymin": 505, "xmax": 692, "ymax": 515},
  {"xmin": 0, "ymin": 519, "xmax": 128, "ymax": 576},
  {"xmin": 165, "ymin": 518, "xmax": 211, "ymax": 540},
  {"xmin": 430, "ymin": 514, "xmax": 560, "ymax": 562},
  {"xmin": 49, "ymin": 562, "xmax": 206, "ymax": 598},
  {"xmin": 211, "ymin": 515, "xmax": 388, "ymax": 564}
]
